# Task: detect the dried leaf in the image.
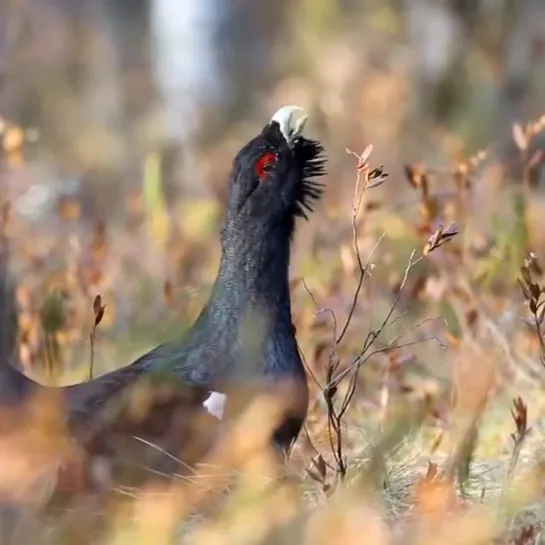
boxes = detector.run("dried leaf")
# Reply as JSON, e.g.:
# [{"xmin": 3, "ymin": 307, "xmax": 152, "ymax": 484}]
[
  {"xmin": 520, "ymin": 265, "xmax": 532, "ymax": 286},
  {"xmin": 368, "ymin": 165, "xmax": 388, "ymax": 187},
  {"xmin": 528, "ymin": 150, "xmax": 543, "ymax": 169},
  {"xmin": 307, "ymin": 466, "xmax": 324, "ymax": 484},
  {"xmin": 423, "ymin": 224, "xmax": 458, "ymax": 255},
  {"xmin": 92, "ymin": 295, "xmax": 105, "ymax": 327},
  {"xmin": 404, "ymin": 164, "xmax": 419, "ymax": 189},
  {"xmin": 94, "ymin": 307, "xmax": 105, "ymax": 327},
  {"xmin": 513, "ymin": 123, "xmax": 528, "ymax": 151},
  {"xmin": 359, "ymin": 144, "xmax": 374, "ymax": 167},
  {"xmin": 311, "ymin": 454, "xmax": 327, "ymax": 480},
  {"xmin": 93, "ymin": 295, "xmax": 102, "ymax": 315},
  {"xmin": 530, "ymin": 282, "xmax": 542, "ymax": 301},
  {"xmin": 346, "ymin": 145, "xmax": 374, "ymax": 172},
  {"xmin": 425, "ymin": 461, "xmax": 438, "ymax": 480},
  {"xmin": 511, "ymin": 396, "xmax": 531, "ymax": 443},
  {"xmin": 420, "ymin": 172, "xmax": 430, "ymax": 198},
  {"xmin": 515, "ymin": 525, "xmax": 537, "ymax": 545},
  {"xmin": 538, "ymin": 303, "xmax": 545, "ymax": 325},
  {"xmin": 324, "ymin": 384, "xmax": 337, "ymax": 404},
  {"xmin": 163, "ymin": 280, "xmax": 175, "ymax": 306}
]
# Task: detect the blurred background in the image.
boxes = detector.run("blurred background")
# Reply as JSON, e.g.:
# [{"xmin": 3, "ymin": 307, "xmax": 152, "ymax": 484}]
[{"xmin": 1, "ymin": 0, "xmax": 545, "ymax": 214}]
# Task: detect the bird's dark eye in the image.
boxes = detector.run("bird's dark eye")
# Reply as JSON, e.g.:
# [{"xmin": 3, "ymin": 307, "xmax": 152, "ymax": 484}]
[{"xmin": 255, "ymin": 152, "xmax": 276, "ymax": 181}]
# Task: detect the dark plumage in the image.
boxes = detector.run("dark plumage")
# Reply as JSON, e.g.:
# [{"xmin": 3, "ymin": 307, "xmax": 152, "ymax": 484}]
[{"xmin": 0, "ymin": 106, "xmax": 327, "ymax": 476}]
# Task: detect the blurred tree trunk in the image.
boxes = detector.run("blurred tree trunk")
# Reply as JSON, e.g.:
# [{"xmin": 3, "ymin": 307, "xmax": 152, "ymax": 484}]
[
  {"xmin": 499, "ymin": 0, "xmax": 545, "ymax": 127},
  {"xmin": 199, "ymin": 0, "xmax": 291, "ymax": 143},
  {"xmin": 403, "ymin": 0, "xmax": 467, "ymax": 132},
  {"xmin": 152, "ymin": 0, "xmax": 291, "ymax": 198}
]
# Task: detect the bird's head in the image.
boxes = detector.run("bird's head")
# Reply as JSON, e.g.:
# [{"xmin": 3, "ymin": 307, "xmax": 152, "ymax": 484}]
[{"xmin": 224, "ymin": 106, "xmax": 327, "ymax": 238}]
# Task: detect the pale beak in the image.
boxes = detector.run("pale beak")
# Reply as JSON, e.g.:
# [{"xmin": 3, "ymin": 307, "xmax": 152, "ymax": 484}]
[{"xmin": 270, "ymin": 105, "xmax": 308, "ymax": 146}]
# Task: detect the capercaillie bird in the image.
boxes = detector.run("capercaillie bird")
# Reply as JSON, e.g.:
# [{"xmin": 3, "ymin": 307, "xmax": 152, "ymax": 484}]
[{"xmin": 0, "ymin": 106, "xmax": 327, "ymax": 480}]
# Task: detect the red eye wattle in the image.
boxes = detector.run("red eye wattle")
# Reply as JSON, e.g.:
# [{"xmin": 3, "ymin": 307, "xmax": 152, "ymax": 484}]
[{"xmin": 255, "ymin": 152, "xmax": 276, "ymax": 181}]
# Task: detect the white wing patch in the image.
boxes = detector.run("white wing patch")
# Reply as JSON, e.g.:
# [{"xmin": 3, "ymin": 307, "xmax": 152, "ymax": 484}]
[{"xmin": 203, "ymin": 391, "xmax": 226, "ymax": 420}]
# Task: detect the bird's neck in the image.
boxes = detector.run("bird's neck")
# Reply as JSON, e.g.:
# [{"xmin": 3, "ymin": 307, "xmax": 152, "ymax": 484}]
[{"xmin": 208, "ymin": 226, "xmax": 293, "ymax": 324}]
